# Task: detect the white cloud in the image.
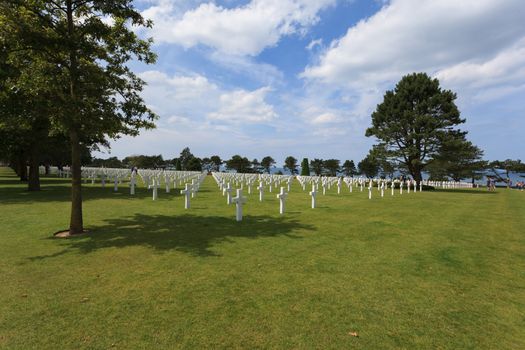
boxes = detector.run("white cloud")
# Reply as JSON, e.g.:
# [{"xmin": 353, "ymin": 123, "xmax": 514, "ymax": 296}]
[
  {"xmin": 208, "ymin": 87, "xmax": 277, "ymax": 123},
  {"xmin": 311, "ymin": 112, "xmax": 340, "ymax": 124},
  {"xmin": 208, "ymin": 52, "xmax": 284, "ymax": 86},
  {"xmin": 306, "ymin": 38, "xmax": 323, "ymax": 51},
  {"xmin": 142, "ymin": 0, "xmax": 336, "ymax": 55},
  {"xmin": 436, "ymin": 39, "xmax": 525, "ymax": 90},
  {"xmin": 302, "ymin": 0, "xmax": 525, "ymax": 89}
]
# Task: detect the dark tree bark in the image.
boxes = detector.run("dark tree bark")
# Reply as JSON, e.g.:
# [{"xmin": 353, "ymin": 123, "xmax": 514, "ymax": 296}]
[
  {"xmin": 18, "ymin": 153, "xmax": 28, "ymax": 181},
  {"xmin": 69, "ymin": 128, "xmax": 83, "ymax": 234},
  {"xmin": 28, "ymin": 142, "xmax": 41, "ymax": 191},
  {"xmin": 67, "ymin": 0, "xmax": 83, "ymax": 234}
]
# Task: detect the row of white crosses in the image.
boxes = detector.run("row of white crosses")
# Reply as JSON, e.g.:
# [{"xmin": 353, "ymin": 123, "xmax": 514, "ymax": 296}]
[
  {"xmin": 80, "ymin": 167, "xmax": 205, "ymax": 207},
  {"xmin": 211, "ymin": 172, "xmax": 293, "ymax": 220},
  {"xmin": 136, "ymin": 169, "xmax": 205, "ymax": 203}
]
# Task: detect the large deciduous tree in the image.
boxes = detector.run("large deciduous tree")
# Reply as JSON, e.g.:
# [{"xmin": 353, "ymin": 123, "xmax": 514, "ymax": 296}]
[
  {"xmin": 309, "ymin": 158, "xmax": 323, "ymax": 176},
  {"xmin": 342, "ymin": 160, "xmax": 357, "ymax": 176},
  {"xmin": 284, "ymin": 156, "xmax": 298, "ymax": 175},
  {"xmin": 358, "ymin": 153, "xmax": 379, "ymax": 178},
  {"xmin": 366, "ymin": 73, "xmax": 465, "ymax": 182},
  {"xmin": 261, "ymin": 156, "xmax": 275, "ymax": 174},
  {"xmin": 2, "ymin": 0, "xmax": 157, "ymax": 234},
  {"xmin": 322, "ymin": 159, "xmax": 340, "ymax": 176},
  {"xmin": 225, "ymin": 155, "xmax": 252, "ymax": 173}
]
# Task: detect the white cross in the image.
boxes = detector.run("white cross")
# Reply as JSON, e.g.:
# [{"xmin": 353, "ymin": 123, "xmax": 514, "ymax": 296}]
[
  {"xmin": 413, "ymin": 181, "xmax": 417, "ymax": 192},
  {"xmin": 391, "ymin": 181, "xmax": 394, "ymax": 196},
  {"xmin": 152, "ymin": 178, "xmax": 158, "ymax": 200},
  {"xmin": 400, "ymin": 180, "xmax": 403, "ymax": 194},
  {"xmin": 114, "ymin": 176, "xmax": 119, "ymax": 192},
  {"xmin": 380, "ymin": 181, "xmax": 384, "ymax": 197},
  {"xmin": 368, "ymin": 180, "xmax": 372, "ymax": 199},
  {"xmin": 407, "ymin": 180, "xmax": 411, "ymax": 193},
  {"xmin": 232, "ymin": 189, "xmax": 247, "ymax": 222},
  {"xmin": 165, "ymin": 177, "xmax": 170, "ymax": 193},
  {"xmin": 130, "ymin": 175, "xmax": 136, "ymax": 195},
  {"xmin": 224, "ymin": 183, "xmax": 233, "ymax": 205},
  {"xmin": 180, "ymin": 183, "xmax": 191, "ymax": 209},
  {"xmin": 191, "ymin": 179, "xmax": 197, "ymax": 198},
  {"xmin": 337, "ymin": 178, "xmax": 342, "ymax": 194},
  {"xmin": 309, "ymin": 184, "xmax": 317, "ymax": 209},
  {"xmin": 276, "ymin": 187, "xmax": 288, "ymax": 215},
  {"xmin": 420, "ymin": 181, "xmax": 423, "ymax": 192},
  {"xmin": 257, "ymin": 181, "xmax": 264, "ymax": 202}
]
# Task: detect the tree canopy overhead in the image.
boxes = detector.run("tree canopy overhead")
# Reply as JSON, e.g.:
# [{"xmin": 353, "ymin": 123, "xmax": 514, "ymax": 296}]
[
  {"xmin": 1, "ymin": 0, "xmax": 157, "ymax": 234},
  {"xmin": 366, "ymin": 72, "xmax": 466, "ymax": 182}
]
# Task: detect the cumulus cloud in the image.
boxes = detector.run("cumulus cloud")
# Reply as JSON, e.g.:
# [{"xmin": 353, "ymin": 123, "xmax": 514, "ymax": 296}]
[
  {"xmin": 141, "ymin": 0, "xmax": 336, "ymax": 55},
  {"xmin": 138, "ymin": 70, "xmax": 277, "ymax": 128},
  {"xmin": 302, "ymin": 0, "xmax": 525, "ymax": 90},
  {"xmin": 208, "ymin": 87, "xmax": 277, "ymax": 123}
]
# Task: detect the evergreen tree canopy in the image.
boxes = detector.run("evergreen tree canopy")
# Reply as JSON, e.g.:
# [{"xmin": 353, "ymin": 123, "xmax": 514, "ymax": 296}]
[
  {"xmin": 284, "ymin": 156, "xmax": 298, "ymax": 175},
  {"xmin": 300, "ymin": 158, "xmax": 310, "ymax": 176},
  {"xmin": 342, "ymin": 160, "xmax": 357, "ymax": 176},
  {"xmin": 322, "ymin": 159, "xmax": 340, "ymax": 176},
  {"xmin": 261, "ymin": 156, "xmax": 275, "ymax": 174},
  {"xmin": 366, "ymin": 72, "xmax": 465, "ymax": 182},
  {"xmin": 309, "ymin": 158, "xmax": 323, "ymax": 176}
]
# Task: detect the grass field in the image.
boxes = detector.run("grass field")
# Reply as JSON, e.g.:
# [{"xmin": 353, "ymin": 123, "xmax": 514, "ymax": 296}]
[{"xmin": 0, "ymin": 167, "xmax": 524, "ymax": 349}]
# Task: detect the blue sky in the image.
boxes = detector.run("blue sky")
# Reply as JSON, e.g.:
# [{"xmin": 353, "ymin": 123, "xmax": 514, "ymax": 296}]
[{"xmin": 96, "ymin": 0, "xmax": 525, "ymax": 164}]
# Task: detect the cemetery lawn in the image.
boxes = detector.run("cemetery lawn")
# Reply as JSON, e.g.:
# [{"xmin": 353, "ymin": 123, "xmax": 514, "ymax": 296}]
[{"xmin": 1, "ymin": 167, "xmax": 524, "ymax": 349}]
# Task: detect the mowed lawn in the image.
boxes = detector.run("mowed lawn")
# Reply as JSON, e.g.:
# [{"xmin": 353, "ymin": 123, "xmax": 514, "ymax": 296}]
[{"xmin": 0, "ymin": 167, "xmax": 524, "ymax": 349}]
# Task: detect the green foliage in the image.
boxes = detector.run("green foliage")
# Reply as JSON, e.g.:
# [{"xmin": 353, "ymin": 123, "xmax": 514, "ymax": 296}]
[
  {"xmin": 186, "ymin": 157, "xmax": 202, "ymax": 171},
  {"xmin": 261, "ymin": 156, "xmax": 275, "ymax": 174},
  {"xmin": 210, "ymin": 155, "xmax": 223, "ymax": 172},
  {"xmin": 309, "ymin": 158, "xmax": 323, "ymax": 176},
  {"xmin": 1, "ymin": 0, "xmax": 158, "ymax": 233},
  {"xmin": 89, "ymin": 157, "xmax": 123, "ymax": 168},
  {"xmin": 366, "ymin": 73, "xmax": 466, "ymax": 181},
  {"xmin": 122, "ymin": 155, "xmax": 164, "ymax": 169},
  {"xmin": 300, "ymin": 158, "xmax": 310, "ymax": 176},
  {"xmin": 427, "ymin": 139, "xmax": 485, "ymax": 181},
  {"xmin": 175, "ymin": 158, "xmax": 182, "ymax": 171},
  {"xmin": 251, "ymin": 158, "xmax": 264, "ymax": 174},
  {"xmin": 284, "ymin": 156, "xmax": 298, "ymax": 175},
  {"xmin": 358, "ymin": 152, "xmax": 380, "ymax": 178},
  {"xmin": 322, "ymin": 159, "xmax": 340, "ymax": 176},
  {"xmin": 225, "ymin": 155, "xmax": 252, "ymax": 173},
  {"xmin": 342, "ymin": 160, "xmax": 357, "ymax": 176}
]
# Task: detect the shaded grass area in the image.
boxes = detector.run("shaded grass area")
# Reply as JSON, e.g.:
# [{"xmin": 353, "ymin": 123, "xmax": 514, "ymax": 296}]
[{"xmin": 1, "ymin": 167, "xmax": 524, "ymax": 349}]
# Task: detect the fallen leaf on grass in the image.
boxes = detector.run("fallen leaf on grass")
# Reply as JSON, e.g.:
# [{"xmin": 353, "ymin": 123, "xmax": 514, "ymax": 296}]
[{"xmin": 349, "ymin": 331, "xmax": 359, "ymax": 337}]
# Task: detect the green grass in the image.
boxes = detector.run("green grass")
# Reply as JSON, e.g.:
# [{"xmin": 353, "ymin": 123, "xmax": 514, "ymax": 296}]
[{"xmin": 1, "ymin": 167, "xmax": 524, "ymax": 349}]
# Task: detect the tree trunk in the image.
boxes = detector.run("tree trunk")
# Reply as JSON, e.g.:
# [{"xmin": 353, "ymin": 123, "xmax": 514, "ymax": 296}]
[
  {"xmin": 69, "ymin": 128, "xmax": 84, "ymax": 234},
  {"xmin": 18, "ymin": 154, "xmax": 28, "ymax": 182},
  {"xmin": 66, "ymin": 0, "xmax": 83, "ymax": 234},
  {"xmin": 28, "ymin": 143, "xmax": 41, "ymax": 191}
]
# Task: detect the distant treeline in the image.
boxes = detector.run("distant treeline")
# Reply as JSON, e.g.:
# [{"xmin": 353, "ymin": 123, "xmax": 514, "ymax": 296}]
[{"xmin": 87, "ymin": 147, "xmax": 525, "ymax": 183}]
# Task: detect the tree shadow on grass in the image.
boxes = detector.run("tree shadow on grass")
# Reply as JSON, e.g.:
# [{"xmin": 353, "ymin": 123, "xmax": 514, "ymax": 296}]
[
  {"xmin": 433, "ymin": 189, "xmax": 498, "ymax": 195},
  {"xmin": 29, "ymin": 213, "xmax": 314, "ymax": 259},
  {"xmin": 0, "ymin": 181, "xmax": 195, "ymax": 204}
]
